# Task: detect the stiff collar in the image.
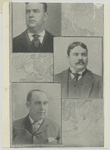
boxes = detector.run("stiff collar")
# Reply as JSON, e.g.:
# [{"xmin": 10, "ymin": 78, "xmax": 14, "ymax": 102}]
[
  {"xmin": 29, "ymin": 115, "xmax": 43, "ymax": 125},
  {"xmin": 70, "ymin": 67, "xmax": 86, "ymax": 80},
  {"xmin": 70, "ymin": 67, "xmax": 86, "ymax": 75}
]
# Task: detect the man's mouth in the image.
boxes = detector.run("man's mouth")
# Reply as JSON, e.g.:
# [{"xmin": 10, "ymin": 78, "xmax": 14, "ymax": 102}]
[
  {"xmin": 76, "ymin": 62, "xmax": 84, "ymax": 65},
  {"xmin": 29, "ymin": 20, "xmax": 36, "ymax": 23}
]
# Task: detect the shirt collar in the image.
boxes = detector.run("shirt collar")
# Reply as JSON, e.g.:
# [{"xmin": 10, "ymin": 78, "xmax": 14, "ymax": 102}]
[
  {"xmin": 70, "ymin": 67, "xmax": 86, "ymax": 75},
  {"xmin": 29, "ymin": 115, "xmax": 43, "ymax": 125},
  {"xmin": 27, "ymin": 30, "xmax": 45, "ymax": 43}
]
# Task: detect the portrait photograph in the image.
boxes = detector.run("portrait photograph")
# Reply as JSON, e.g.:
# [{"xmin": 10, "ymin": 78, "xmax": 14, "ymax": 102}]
[
  {"xmin": 11, "ymin": 83, "xmax": 61, "ymax": 147},
  {"xmin": 11, "ymin": 3, "xmax": 61, "ymax": 53},
  {"xmin": 54, "ymin": 37, "xmax": 103, "ymax": 99}
]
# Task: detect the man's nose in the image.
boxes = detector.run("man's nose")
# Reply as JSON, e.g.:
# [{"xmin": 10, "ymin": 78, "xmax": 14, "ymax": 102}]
[
  {"xmin": 78, "ymin": 54, "xmax": 83, "ymax": 60},
  {"xmin": 29, "ymin": 11, "xmax": 34, "ymax": 17},
  {"xmin": 40, "ymin": 103, "xmax": 44, "ymax": 109}
]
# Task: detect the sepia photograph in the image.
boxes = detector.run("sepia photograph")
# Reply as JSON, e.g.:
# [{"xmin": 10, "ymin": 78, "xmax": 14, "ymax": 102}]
[
  {"xmin": 2, "ymin": 2, "xmax": 109, "ymax": 148},
  {"xmin": 12, "ymin": 3, "xmax": 61, "ymax": 53},
  {"xmin": 54, "ymin": 37, "xmax": 103, "ymax": 99},
  {"xmin": 11, "ymin": 83, "xmax": 61, "ymax": 147}
]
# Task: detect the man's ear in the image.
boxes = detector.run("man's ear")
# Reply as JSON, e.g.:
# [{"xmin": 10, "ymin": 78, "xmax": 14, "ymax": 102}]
[
  {"xmin": 26, "ymin": 101, "xmax": 30, "ymax": 110},
  {"xmin": 44, "ymin": 12, "xmax": 48, "ymax": 22}
]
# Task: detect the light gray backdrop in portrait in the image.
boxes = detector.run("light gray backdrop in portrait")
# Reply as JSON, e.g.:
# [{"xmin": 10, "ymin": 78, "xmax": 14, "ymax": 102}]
[
  {"xmin": 54, "ymin": 37, "xmax": 103, "ymax": 76},
  {"xmin": 12, "ymin": 83, "xmax": 61, "ymax": 125},
  {"xmin": 13, "ymin": 3, "xmax": 61, "ymax": 37}
]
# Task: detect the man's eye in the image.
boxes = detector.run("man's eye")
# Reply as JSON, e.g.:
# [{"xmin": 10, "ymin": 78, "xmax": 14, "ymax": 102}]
[
  {"xmin": 35, "ymin": 102, "xmax": 40, "ymax": 105},
  {"xmin": 73, "ymin": 53, "xmax": 78, "ymax": 56},
  {"xmin": 43, "ymin": 102, "xmax": 48, "ymax": 105},
  {"xmin": 82, "ymin": 53, "xmax": 87, "ymax": 56},
  {"xmin": 26, "ymin": 10, "xmax": 30, "ymax": 14},
  {"xmin": 33, "ymin": 9, "xmax": 39, "ymax": 13}
]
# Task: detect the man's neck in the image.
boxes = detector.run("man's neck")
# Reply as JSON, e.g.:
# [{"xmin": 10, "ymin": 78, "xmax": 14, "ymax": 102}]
[
  {"xmin": 70, "ymin": 67, "xmax": 86, "ymax": 74},
  {"xmin": 29, "ymin": 115, "xmax": 43, "ymax": 123},
  {"xmin": 28, "ymin": 27, "xmax": 45, "ymax": 34}
]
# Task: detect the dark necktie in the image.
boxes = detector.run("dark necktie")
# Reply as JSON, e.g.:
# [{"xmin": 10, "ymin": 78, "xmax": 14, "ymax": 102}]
[
  {"xmin": 73, "ymin": 73, "xmax": 80, "ymax": 81},
  {"xmin": 32, "ymin": 34, "xmax": 41, "ymax": 48}
]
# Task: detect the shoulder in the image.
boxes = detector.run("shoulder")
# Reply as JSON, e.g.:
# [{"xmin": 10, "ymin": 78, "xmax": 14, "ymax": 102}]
[
  {"xmin": 13, "ymin": 30, "xmax": 27, "ymax": 42},
  {"xmin": 54, "ymin": 69, "xmax": 68, "ymax": 81},
  {"xmin": 45, "ymin": 30, "xmax": 53, "ymax": 37},
  {"xmin": 45, "ymin": 117, "xmax": 60, "ymax": 130},
  {"xmin": 87, "ymin": 69, "xmax": 102, "ymax": 81},
  {"xmin": 13, "ymin": 117, "xmax": 25, "ymax": 129}
]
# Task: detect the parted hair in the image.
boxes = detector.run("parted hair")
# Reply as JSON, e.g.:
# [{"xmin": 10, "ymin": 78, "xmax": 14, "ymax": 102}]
[{"xmin": 67, "ymin": 41, "xmax": 88, "ymax": 56}]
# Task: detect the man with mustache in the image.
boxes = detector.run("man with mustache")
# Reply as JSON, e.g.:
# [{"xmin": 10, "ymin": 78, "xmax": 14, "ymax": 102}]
[
  {"xmin": 13, "ymin": 89, "xmax": 61, "ymax": 145},
  {"xmin": 54, "ymin": 41, "xmax": 103, "ymax": 99},
  {"xmin": 13, "ymin": 3, "xmax": 53, "ymax": 52}
]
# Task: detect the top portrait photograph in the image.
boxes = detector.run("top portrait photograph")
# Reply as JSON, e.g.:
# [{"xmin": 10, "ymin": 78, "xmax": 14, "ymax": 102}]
[{"xmin": 12, "ymin": 3, "xmax": 61, "ymax": 53}]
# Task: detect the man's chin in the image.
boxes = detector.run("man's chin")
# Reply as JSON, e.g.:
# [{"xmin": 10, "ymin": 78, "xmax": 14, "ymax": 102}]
[{"xmin": 76, "ymin": 66, "xmax": 86, "ymax": 72}]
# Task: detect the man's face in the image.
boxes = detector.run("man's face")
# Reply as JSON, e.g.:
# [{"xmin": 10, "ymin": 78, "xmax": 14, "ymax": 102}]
[
  {"xmin": 26, "ymin": 91, "xmax": 48, "ymax": 121},
  {"xmin": 68, "ymin": 46, "xmax": 88, "ymax": 72},
  {"xmin": 25, "ymin": 3, "xmax": 47, "ymax": 31}
]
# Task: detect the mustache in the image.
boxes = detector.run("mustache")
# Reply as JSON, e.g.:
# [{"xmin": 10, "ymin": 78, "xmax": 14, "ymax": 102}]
[{"xmin": 75, "ymin": 61, "xmax": 85, "ymax": 65}]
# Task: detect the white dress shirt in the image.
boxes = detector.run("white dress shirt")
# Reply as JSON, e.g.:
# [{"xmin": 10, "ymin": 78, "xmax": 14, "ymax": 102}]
[
  {"xmin": 70, "ymin": 67, "xmax": 86, "ymax": 80},
  {"xmin": 28, "ymin": 30, "xmax": 45, "ymax": 44},
  {"xmin": 29, "ymin": 116, "xmax": 43, "ymax": 132}
]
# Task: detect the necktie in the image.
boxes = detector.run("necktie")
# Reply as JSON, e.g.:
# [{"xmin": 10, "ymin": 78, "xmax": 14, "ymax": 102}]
[
  {"xmin": 73, "ymin": 73, "xmax": 79, "ymax": 81},
  {"xmin": 32, "ymin": 34, "xmax": 41, "ymax": 48},
  {"xmin": 32, "ymin": 121, "xmax": 40, "ymax": 133}
]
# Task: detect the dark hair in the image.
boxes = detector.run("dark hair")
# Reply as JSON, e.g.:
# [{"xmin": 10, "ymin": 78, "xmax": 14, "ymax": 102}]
[
  {"xmin": 25, "ymin": 3, "xmax": 47, "ymax": 12},
  {"xmin": 27, "ymin": 89, "xmax": 47, "ymax": 102},
  {"xmin": 67, "ymin": 41, "xmax": 88, "ymax": 56}
]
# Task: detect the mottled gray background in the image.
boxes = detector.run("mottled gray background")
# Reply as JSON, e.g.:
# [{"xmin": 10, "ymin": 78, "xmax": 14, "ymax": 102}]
[
  {"xmin": 62, "ymin": 3, "xmax": 104, "ymax": 36},
  {"xmin": 12, "ymin": 83, "xmax": 61, "ymax": 125},
  {"xmin": 54, "ymin": 37, "xmax": 103, "ymax": 76},
  {"xmin": 13, "ymin": 3, "xmax": 61, "ymax": 37}
]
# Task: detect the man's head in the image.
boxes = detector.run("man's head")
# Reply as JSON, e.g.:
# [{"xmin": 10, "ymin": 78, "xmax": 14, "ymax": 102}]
[
  {"xmin": 25, "ymin": 3, "xmax": 48, "ymax": 33},
  {"xmin": 67, "ymin": 42, "xmax": 88, "ymax": 73},
  {"xmin": 26, "ymin": 89, "xmax": 48, "ymax": 121}
]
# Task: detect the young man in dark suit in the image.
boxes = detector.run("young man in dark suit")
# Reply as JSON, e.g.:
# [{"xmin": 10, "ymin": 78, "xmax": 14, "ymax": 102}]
[
  {"xmin": 55, "ymin": 41, "xmax": 103, "ymax": 99},
  {"xmin": 13, "ymin": 89, "xmax": 61, "ymax": 145},
  {"xmin": 13, "ymin": 3, "xmax": 53, "ymax": 53}
]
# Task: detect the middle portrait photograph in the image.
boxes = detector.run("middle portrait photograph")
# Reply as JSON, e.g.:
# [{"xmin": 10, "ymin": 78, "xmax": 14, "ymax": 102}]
[{"xmin": 54, "ymin": 37, "xmax": 103, "ymax": 99}]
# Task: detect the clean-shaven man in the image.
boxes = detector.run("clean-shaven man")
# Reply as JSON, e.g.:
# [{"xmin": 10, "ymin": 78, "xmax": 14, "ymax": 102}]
[
  {"xmin": 55, "ymin": 41, "xmax": 103, "ymax": 99},
  {"xmin": 13, "ymin": 3, "xmax": 53, "ymax": 52},
  {"xmin": 13, "ymin": 89, "xmax": 61, "ymax": 145}
]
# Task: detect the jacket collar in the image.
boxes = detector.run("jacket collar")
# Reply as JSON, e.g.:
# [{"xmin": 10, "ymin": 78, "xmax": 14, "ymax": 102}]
[
  {"xmin": 23, "ymin": 115, "xmax": 49, "ymax": 135},
  {"xmin": 19, "ymin": 29, "xmax": 49, "ymax": 52},
  {"xmin": 61, "ymin": 68, "xmax": 95, "ymax": 98}
]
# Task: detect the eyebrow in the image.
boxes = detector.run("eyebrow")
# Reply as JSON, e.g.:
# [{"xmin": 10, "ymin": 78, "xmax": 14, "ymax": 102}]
[{"xmin": 26, "ymin": 9, "xmax": 40, "ymax": 11}]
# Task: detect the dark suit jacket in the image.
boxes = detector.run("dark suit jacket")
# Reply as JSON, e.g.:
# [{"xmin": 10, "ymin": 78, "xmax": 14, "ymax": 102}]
[
  {"xmin": 54, "ymin": 69, "xmax": 103, "ymax": 99},
  {"xmin": 13, "ymin": 115, "xmax": 61, "ymax": 146},
  {"xmin": 13, "ymin": 30, "xmax": 53, "ymax": 53}
]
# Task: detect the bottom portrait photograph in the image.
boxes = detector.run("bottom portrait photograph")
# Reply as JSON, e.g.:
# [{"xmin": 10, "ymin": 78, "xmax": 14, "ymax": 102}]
[{"xmin": 11, "ymin": 83, "xmax": 61, "ymax": 147}]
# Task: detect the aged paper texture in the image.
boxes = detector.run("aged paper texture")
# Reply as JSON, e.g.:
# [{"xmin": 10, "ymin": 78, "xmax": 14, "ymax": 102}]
[{"xmin": 2, "ymin": 2, "xmax": 109, "ymax": 148}]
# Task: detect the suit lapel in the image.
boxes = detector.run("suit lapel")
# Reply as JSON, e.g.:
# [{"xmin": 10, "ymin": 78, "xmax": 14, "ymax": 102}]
[
  {"xmin": 19, "ymin": 30, "xmax": 32, "ymax": 52},
  {"xmin": 23, "ymin": 115, "xmax": 33, "ymax": 134},
  {"xmin": 40, "ymin": 30, "xmax": 49, "ymax": 52},
  {"xmin": 81, "ymin": 70, "xmax": 94, "ymax": 98},
  {"xmin": 35, "ymin": 118, "xmax": 49, "ymax": 135}
]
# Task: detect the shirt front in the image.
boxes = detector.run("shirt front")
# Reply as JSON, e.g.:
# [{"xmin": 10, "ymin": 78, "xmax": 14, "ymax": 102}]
[
  {"xmin": 29, "ymin": 115, "xmax": 43, "ymax": 132},
  {"xmin": 70, "ymin": 67, "xmax": 86, "ymax": 80},
  {"xmin": 28, "ymin": 30, "xmax": 45, "ymax": 44}
]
